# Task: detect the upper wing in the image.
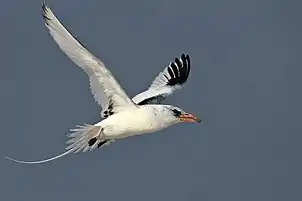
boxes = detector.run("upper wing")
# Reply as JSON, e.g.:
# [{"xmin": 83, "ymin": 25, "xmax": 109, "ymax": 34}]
[
  {"xmin": 132, "ymin": 53, "xmax": 191, "ymax": 105},
  {"xmin": 42, "ymin": 2, "xmax": 136, "ymax": 118}
]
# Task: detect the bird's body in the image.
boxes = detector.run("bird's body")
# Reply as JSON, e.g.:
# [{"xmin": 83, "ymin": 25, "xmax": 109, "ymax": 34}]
[
  {"xmin": 5, "ymin": 1, "xmax": 202, "ymax": 164},
  {"xmin": 97, "ymin": 105, "xmax": 179, "ymax": 139}
]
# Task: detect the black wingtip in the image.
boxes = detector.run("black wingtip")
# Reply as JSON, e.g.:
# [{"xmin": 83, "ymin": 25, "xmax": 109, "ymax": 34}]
[
  {"xmin": 41, "ymin": 0, "xmax": 48, "ymax": 12},
  {"xmin": 183, "ymin": 52, "xmax": 191, "ymax": 78},
  {"xmin": 166, "ymin": 52, "xmax": 191, "ymax": 86},
  {"xmin": 41, "ymin": 0, "xmax": 51, "ymax": 24}
]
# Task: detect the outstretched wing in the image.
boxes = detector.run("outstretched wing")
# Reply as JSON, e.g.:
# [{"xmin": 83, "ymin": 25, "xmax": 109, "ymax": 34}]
[
  {"xmin": 42, "ymin": 2, "xmax": 136, "ymax": 118},
  {"xmin": 132, "ymin": 53, "xmax": 191, "ymax": 105}
]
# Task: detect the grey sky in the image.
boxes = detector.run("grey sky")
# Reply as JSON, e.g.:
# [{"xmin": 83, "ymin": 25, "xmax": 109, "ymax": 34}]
[{"xmin": 0, "ymin": 0, "xmax": 301, "ymax": 200}]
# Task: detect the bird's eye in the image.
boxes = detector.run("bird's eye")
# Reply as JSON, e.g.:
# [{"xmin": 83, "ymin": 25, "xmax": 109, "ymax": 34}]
[{"xmin": 172, "ymin": 109, "xmax": 182, "ymax": 117}]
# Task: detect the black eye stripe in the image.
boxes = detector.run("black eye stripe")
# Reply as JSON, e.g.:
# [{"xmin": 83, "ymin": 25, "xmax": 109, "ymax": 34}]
[{"xmin": 172, "ymin": 109, "xmax": 182, "ymax": 116}]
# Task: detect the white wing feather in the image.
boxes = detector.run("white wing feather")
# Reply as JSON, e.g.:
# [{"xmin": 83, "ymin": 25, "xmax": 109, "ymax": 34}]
[{"xmin": 42, "ymin": 3, "xmax": 136, "ymax": 115}]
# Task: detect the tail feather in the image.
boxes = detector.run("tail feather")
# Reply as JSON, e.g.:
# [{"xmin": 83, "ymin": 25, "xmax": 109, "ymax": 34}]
[
  {"xmin": 5, "ymin": 124, "xmax": 110, "ymax": 164},
  {"xmin": 5, "ymin": 148, "xmax": 75, "ymax": 164}
]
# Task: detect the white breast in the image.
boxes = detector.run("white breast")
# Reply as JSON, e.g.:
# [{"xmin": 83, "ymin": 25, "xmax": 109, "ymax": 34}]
[{"xmin": 95, "ymin": 106, "xmax": 172, "ymax": 139}]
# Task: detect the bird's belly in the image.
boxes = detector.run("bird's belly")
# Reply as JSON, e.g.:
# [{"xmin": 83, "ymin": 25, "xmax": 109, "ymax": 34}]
[{"xmin": 99, "ymin": 111, "xmax": 165, "ymax": 139}]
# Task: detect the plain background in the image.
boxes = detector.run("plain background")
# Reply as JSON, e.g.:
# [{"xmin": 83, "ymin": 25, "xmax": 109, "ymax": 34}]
[{"xmin": 1, "ymin": 0, "xmax": 301, "ymax": 200}]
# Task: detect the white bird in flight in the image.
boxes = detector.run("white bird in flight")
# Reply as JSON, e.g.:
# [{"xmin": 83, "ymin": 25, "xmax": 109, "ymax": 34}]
[{"xmin": 5, "ymin": 2, "xmax": 202, "ymax": 164}]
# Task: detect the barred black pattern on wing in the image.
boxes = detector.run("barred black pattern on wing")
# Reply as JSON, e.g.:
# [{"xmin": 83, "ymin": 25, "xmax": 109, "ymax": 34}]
[
  {"xmin": 134, "ymin": 52, "xmax": 191, "ymax": 106},
  {"xmin": 165, "ymin": 53, "xmax": 190, "ymax": 86}
]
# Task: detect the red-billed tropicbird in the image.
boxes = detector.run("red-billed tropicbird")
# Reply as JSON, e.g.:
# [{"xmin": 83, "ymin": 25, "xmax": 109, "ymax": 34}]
[{"xmin": 5, "ymin": 2, "xmax": 202, "ymax": 164}]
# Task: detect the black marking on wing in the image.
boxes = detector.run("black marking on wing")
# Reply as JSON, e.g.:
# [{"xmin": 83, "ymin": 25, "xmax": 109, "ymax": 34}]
[
  {"xmin": 41, "ymin": 3, "xmax": 51, "ymax": 25},
  {"xmin": 169, "ymin": 63, "xmax": 177, "ymax": 78},
  {"xmin": 135, "ymin": 53, "xmax": 191, "ymax": 106},
  {"xmin": 175, "ymin": 58, "xmax": 182, "ymax": 75},
  {"xmin": 137, "ymin": 95, "xmax": 166, "ymax": 105},
  {"xmin": 166, "ymin": 53, "xmax": 191, "ymax": 86},
  {"xmin": 102, "ymin": 100, "xmax": 115, "ymax": 119}
]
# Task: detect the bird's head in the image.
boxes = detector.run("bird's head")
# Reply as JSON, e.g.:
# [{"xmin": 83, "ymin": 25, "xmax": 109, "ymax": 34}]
[{"xmin": 165, "ymin": 106, "xmax": 202, "ymax": 124}]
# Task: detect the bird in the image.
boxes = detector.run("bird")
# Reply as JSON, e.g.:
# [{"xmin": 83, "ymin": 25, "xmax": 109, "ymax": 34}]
[{"xmin": 5, "ymin": 1, "xmax": 202, "ymax": 164}]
